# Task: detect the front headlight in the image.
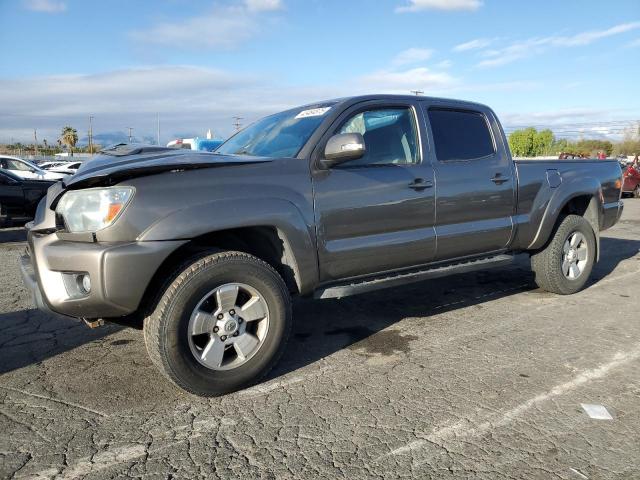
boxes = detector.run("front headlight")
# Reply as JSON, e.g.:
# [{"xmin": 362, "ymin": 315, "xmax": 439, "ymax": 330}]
[{"xmin": 56, "ymin": 187, "xmax": 134, "ymax": 233}]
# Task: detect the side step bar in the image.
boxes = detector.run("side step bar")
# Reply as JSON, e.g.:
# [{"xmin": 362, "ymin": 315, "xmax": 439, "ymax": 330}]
[{"xmin": 314, "ymin": 254, "xmax": 514, "ymax": 299}]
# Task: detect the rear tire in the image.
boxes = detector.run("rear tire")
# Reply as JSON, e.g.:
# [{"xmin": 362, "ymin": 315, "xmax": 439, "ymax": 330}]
[
  {"xmin": 530, "ymin": 214, "xmax": 596, "ymax": 295},
  {"xmin": 144, "ymin": 251, "xmax": 292, "ymax": 396}
]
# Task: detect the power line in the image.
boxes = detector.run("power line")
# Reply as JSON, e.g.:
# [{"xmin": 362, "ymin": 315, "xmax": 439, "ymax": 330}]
[{"xmin": 503, "ymin": 119, "xmax": 638, "ymax": 131}]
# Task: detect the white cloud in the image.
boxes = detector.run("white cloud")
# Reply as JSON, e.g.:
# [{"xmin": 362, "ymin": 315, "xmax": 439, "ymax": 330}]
[
  {"xmin": 245, "ymin": 0, "xmax": 283, "ymax": 11},
  {"xmin": 23, "ymin": 0, "xmax": 66, "ymax": 13},
  {"xmin": 0, "ymin": 63, "xmax": 463, "ymax": 143},
  {"xmin": 435, "ymin": 59, "xmax": 453, "ymax": 68},
  {"xmin": 392, "ymin": 48, "xmax": 434, "ymax": 66},
  {"xmin": 626, "ymin": 38, "xmax": 640, "ymax": 48},
  {"xmin": 0, "ymin": 66, "xmax": 344, "ymax": 144},
  {"xmin": 501, "ymin": 108, "xmax": 611, "ymax": 127},
  {"xmin": 396, "ymin": 0, "xmax": 482, "ymax": 13},
  {"xmin": 130, "ymin": 2, "xmax": 282, "ymax": 50},
  {"xmin": 477, "ymin": 21, "xmax": 640, "ymax": 68},
  {"xmin": 453, "ymin": 38, "xmax": 493, "ymax": 52},
  {"xmin": 553, "ymin": 21, "xmax": 640, "ymax": 46},
  {"xmin": 358, "ymin": 67, "xmax": 459, "ymax": 93}
]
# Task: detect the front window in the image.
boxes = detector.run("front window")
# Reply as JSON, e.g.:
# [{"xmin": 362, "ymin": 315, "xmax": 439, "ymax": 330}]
[
  {"xmin": 216, "ymin": 104, "xmax": 335, "ymax": 158},
  {"xmin": 5, "ymin": 159, "xmax": 36, "ymax": 172},
  {"xmin": 336, "ymin": 107, "xmax": 419, "ymax": 166}
]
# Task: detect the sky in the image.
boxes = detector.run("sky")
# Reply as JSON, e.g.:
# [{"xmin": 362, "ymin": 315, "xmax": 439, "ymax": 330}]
[{"xmin": 0, "ymin": 0, "xmax": 639, "ymax": 145}]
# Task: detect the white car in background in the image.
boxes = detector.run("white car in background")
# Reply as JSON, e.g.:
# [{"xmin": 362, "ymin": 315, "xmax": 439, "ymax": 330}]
[
  {"xmin": 49, "ymin": 161, "xmax": 82, "ymax": 175},
  {"xmin": 39, "ymin": 161, "xmax": 72, "ymax": 170},
  {"xmin": 0, "ymin": 155, "xmax": 65, "ymax": 181}
]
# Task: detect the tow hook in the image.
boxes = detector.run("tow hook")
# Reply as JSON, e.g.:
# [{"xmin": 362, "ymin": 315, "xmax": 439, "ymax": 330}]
[{"xmin": 83, "ymin": 318, "xmax": 105, "ymax": 329}]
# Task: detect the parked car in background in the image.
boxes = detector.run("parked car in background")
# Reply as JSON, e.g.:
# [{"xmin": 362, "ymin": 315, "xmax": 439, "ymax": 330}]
[
  {"xmin": 622, "ymin": 162, "xmax": 640, "ymax": 198},
  {"xmin": 167, "ymin": 138, "xmax": 195, "ymax": 149},
  {"xmin": 21, "ymin": 94, "xmax": 624, "ymax": 396},
  {"xmin": 0, "ymin": 156, "xmax": 65, "ymax": 181},
  {"xmin": 0, "ymin": 169, "xmax": 54, "ymax": 226},
  {"xmin": 167, "ymin": 137, "xmax": 224, "ymax": 152},
  {"xmin": 49, "ymin": 161, "xmax": 82, "ymax": 175},
  {"xmin": 39, "ymin": 161, "xmax": 72, "ymax": 170},
  {"xmin": 558, "ymin": 152, "xmax": 588, "ymax": 159}
]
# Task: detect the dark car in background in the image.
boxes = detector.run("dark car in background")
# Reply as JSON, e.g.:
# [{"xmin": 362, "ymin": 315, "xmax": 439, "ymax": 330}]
[{"xmin": 0, "ymin": 169, "xmax": 55, "ymax": 227}]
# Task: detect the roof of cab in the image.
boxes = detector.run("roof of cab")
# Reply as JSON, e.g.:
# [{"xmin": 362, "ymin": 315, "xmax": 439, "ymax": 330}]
[{"xmin": 321, "ymin": 94, "xmax": 490, "ymax": 110}]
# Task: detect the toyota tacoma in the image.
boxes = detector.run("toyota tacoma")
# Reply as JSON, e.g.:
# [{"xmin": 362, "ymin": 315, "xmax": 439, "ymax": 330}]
[{"xmin": 19, "ymin": 95, "xmax": 624, "ymax": 396}]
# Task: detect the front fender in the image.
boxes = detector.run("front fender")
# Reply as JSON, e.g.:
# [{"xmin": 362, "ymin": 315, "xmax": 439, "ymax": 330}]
[
  {"xmin": 138, "ymin": 197, "xmax": 319, "ymax": 294},
  {"xmin": 527, "ymin": 174, "xmax": 601, "ymax": 251}
]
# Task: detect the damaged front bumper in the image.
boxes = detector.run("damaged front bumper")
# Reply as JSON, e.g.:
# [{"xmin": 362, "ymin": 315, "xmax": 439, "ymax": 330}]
[{"xmin": 19, "ymin": 227, "xmax": 185, "ymax": 320}]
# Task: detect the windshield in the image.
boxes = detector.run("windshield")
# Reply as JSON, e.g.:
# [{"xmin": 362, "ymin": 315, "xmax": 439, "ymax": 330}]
[{"xmin": 216, "ymin": 104, "xmax": 335, "ymax": 158}]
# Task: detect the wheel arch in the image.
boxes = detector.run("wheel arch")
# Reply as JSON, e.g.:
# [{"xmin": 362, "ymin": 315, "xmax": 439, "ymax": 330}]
[
  {"xmin": 527, "ymin": 176, "xmax": 602, "ymax": 259},
  {"xmin": 130, "ymin": 197, "xmax": 319, "ymax": 320}
]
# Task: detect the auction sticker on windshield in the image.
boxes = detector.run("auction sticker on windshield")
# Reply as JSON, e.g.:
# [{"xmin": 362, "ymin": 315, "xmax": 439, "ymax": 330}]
[{"xmin": 295, "ymin": 107, "xmax": 331, "ymax": 119}]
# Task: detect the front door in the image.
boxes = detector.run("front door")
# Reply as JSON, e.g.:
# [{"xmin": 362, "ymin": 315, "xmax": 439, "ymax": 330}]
[
  {"xmin": 422, "ymin": 104, "xmax": 516, "ymax": 260},
  {"xmin": 0, "ymin": 174, "xmax": 25, "ymax": 216},
  {"xmin": 312, "ymin": 102, "xmax": 436, "ymax": 282}
]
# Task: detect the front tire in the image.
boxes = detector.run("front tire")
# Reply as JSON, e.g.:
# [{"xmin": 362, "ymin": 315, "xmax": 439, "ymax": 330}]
[
  {"xmin": 530, "ymin": 215, "xmax": 596, "ymax": 295},
  {"xmin": 144, "ymin": 251, "xmax": 292, "ymax": 396}
]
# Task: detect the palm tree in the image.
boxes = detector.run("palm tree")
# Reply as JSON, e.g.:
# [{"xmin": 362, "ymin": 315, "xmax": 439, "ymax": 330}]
[{"xmin": 60, "ymin": 126, "xmax": 78, "ymax": 157}]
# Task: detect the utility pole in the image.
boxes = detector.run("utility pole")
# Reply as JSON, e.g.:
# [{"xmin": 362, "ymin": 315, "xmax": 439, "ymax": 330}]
[
  {"xmin": 33, "ymin": 129, "xmax": 39, "ymax": 156},
  {"xmin": 88, "ymin": 115, "xmax": 94, "ymax": 154},
  {"xmin": 127, "ymin": 127, "xmax": 133, "ymax": 143},
  {"xmin": 157, "ymin": 113, "xmax": 160, "ymax": 146},
  {"xmin": 233, "ymin": 116, "xmax": 243, "ymax": 132},
  {"xmin": 410, "ymin": 90, "xmax": 424, "ymax": 96}
]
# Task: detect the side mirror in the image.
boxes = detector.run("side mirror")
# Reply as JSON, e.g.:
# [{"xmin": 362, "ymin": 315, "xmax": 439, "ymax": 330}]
[{"xmin": 320, "ymin": 133, "xmax": 366, "ymax": 168}]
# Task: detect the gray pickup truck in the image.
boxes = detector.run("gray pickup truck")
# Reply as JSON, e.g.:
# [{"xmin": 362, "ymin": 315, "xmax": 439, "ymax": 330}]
[{"xmin": 20, "ymin": 95, "xmax": 624, "ymax": 396}]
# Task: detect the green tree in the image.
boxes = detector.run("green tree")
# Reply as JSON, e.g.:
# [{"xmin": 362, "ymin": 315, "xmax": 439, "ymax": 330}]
[
  {"xmin": 535, "ymin": 129, "xmax": 555, "ymax": 155},
  {"xmin": 508, "ymin": 127, "xmax": 538, "ymax": 157},
  {"xmin": 60, "ymin": 126, "xmax": 78, "ymax": 156}
]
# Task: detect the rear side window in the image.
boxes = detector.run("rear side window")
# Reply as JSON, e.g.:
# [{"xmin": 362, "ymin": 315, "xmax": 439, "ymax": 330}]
[{"xmin": 428, "ymin": 108, "xmax": 495, "ymax": 162}]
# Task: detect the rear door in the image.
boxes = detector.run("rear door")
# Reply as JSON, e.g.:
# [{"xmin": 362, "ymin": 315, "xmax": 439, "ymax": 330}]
[
  {"xmin": 312, "ymin": 100, "xmax": 436, "ymax": 282},
  {"xmin": 421, "ymin": 102, "xmax": 516, "ymax": 260}
]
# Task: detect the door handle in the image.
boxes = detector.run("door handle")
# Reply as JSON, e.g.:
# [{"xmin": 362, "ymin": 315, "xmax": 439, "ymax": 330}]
[
  {"xmin": 491, "ymin": 173, "xmax": 510, "ymax": 185},
  {"xmin": 408, "ymin": 178, "xmax": 433, "ymax": 190}
]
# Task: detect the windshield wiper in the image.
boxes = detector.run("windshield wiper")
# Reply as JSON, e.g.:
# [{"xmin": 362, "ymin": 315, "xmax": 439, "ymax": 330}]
[{"xmin": 232, "ymin": 149, "xmax": 255, "ymax": 156}]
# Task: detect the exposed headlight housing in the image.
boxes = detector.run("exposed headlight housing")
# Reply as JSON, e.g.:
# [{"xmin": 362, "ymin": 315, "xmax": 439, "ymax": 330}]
[{"xmin": 56, "ymin": 187, "xmax": 134, "ymax": 233}]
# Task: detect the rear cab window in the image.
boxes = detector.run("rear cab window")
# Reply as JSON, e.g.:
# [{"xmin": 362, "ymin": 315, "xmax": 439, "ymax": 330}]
[{"xmin": 427, "ymin": 108, "xmax": 495, "ymax": 162}]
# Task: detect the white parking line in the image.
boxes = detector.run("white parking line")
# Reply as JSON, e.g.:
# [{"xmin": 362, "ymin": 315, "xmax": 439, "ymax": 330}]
[
  {"xmin": 52, "ymin": 444, "xmax": 147, "ymax": 480},
  {"xmin": 240, "ymin": 365, "xmax": 332, "ymax": 397},
  {"xmin": 382, "ymin": 343, "xmax": 640, "ymax": 460}
]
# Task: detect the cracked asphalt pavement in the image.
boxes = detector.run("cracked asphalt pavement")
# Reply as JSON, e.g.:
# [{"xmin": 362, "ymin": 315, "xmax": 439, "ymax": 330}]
[{"xmin": 1, "ymin": 200, "xmax": 640, "ymax": 479}]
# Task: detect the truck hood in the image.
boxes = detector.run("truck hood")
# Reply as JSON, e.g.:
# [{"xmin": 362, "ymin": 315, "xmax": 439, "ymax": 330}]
[{"xmin": 64, "ymin": 143, "xmax": 272, "ymax": 189}]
